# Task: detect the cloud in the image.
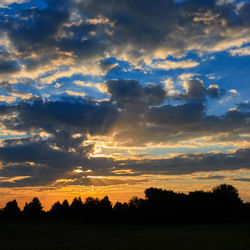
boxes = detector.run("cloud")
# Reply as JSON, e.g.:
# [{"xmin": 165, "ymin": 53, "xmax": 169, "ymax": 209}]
[
  {"xmin": 237, "ymin": 102, "xmax": 250, "ymax": 110},
  {"xmin": 0, "ymin": 137, "xmax": 89, "ymax": 187},
  {"xmin": 195, "ymin": 175, "xmax": 225, "ymax": 180},
  {"xmin": 147, "ymin": 102, "xmax": 205, "ymax": 126},
  {"xmin": 0, "ymin": 88, "xmax": 248, "ymax": 187},
  {"xmin": 0, "ymin": 78, "xmax": 246, "ymax": 149},
  {"xmin": 232, "ymin": 177, "xmax": 250, "ymax": 182},
  {"xmin": 0, "ymin": 133, "xmax": 250, "ymax": 187},
  {"xmin": 1, "ymin": 97, "xmax": 119, "ymax": 136},
  {"xmin": 118, "ymin": 148, "xmax": 250, "ymax": 176},
  {"xmin": 73, "ymin": 80, "xmax": 108, "ymax": 94},
  {"xmin": 0, "ymin": 142, "xmax": 249, "ymax": 187},
  {"xmin": 0, "ymin": 95, "xmax": 16, "ymax": 103},
  {"xmin": 0, "ymin": 52, "xmax": 20, "ymax": 75},
  {"xmin": 0, "ymin": 0, "xmax": 250, "ymax": 81},
  {"xmin": 229, "ymin": 46, "xmax": 250, "ymax": 56},
  {"xmin": 74, "ymin": 0, "xmax": 250, "ymax": 60},
  {"xmin": 167, "ymin": 79, "xmax": 226, "ymax": 102},
  {"xmin": 150, "ymin": 59, "xmax": 199, "ymax": 70},
  {"xmin": 106, "ymin": 79, "xmax": 166, "ymax": 110},
  {"xmin": 0, "ymin": 0, "xmax": 27, "ymax": 8}
]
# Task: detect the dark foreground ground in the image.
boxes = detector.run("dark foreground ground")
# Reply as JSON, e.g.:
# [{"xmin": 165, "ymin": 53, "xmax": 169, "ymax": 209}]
[{"xmin": 0, "ymin": 221, "xmax": 250, "ymax": 250}]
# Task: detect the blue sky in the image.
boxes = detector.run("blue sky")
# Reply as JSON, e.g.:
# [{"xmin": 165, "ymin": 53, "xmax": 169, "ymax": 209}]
[{"xmin": 0, "ymin": 0, "xmax": 250, "ymax": 207}]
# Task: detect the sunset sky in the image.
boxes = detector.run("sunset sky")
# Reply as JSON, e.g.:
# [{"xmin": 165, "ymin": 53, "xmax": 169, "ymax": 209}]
[{"xmin": 0, "ymin": 0, "xmax": 250, "ymax": 210}]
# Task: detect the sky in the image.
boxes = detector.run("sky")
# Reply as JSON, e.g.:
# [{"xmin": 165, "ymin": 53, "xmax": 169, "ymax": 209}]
[{"xmin": 0, "ymin": 0, "xmax": 250, "ymax": 209}]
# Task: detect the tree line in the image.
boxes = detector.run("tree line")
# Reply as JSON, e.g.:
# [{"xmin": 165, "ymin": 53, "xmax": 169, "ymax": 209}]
[{"xmin": 1, "ymin": 184, "xmax": 250, "ymax": 224}]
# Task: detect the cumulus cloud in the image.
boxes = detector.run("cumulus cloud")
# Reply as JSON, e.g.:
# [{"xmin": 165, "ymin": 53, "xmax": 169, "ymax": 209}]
[
  {"xmin": 0, "ymin": 79, "xmax": 247, "ymax": 148},
  {"xmin": 74, "ymin": 0, "xmax": 250, "ymax": 59},
  {"xmin": 106, "ymin": 79, "xmax": 166, "ymax": 110},
  {"xmin": 0, "ymin": 87, "xmax": 247, "ymax": 187},
  {"xmin": 1, "ymin": 97, "xmax": 119, "ymax": 136},
  {"xmin": 0, "ymin": 0, "xmax": 250, "ymax": 80},
  {"xmin": 166, "ymin": 79, "xmax": 226, "ymax": 102}
]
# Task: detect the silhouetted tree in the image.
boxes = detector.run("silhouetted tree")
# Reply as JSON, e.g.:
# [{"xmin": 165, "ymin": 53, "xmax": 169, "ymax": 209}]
[
  {"xmin": 99, "ymin": 196, "xmax": 112, "ymax": 219},
  {"xmin": 50, "ymin": 199, "xmax": 71, "ymax": 218},
  {"xmin": 211, "ymin": 184, "xmax": 243, "ymax": 220},
  {"xmin": 3, "ymin": 199, "xmax": 21, "ymax": 219},
  {"xmin": 128, "ymin": 196, "xmax": 145, "ymax": 221},
  {"xmin": 113, "ymin": 202, "xmax": 128, "ymax": 220},
  {"xmin": 83, "ymin": 197, "xmax": 100, "ymax": 221},
  {"xmin": 50, "ymin": 201, "xmax": 62, "ymax": 217},
  {"xmin": 188, "ymin": 191, "xmax": 214, "ymax": 221},
  {"xmin": 23, "ymin": 197, "xmax": 43, "ymax": 218},
  {"xmin": 61, "ymin": 199, "xmax": 70, "ymax": 217},
  {"xmin": 212, "ymin": 184, "xmax": 242, "ymax": 203},
  {"xmin": 1, "ymin": 183, "xmax": 247, "ymax": 224},
  {"xmin": 70, "ymin": 197, "xmax": 83, "ymax": 217},
  {"xmin": 144, "ymin": 187, "xmax": 183, "ymax": 222}
]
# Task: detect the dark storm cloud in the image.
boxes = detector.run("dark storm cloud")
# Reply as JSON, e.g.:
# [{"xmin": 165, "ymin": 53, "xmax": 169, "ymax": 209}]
[
  {"xmin": 106, "ymin": 79, "xmax": 166, "ymax": 109},
  {"xmin": 74, "ymin": 0, "xmax": 250, "ymax": 58},
  {"xmin": 57, "ymin": 19, "xmax": 111, "ymax": 61},
  {"xmin": 0, "ymin": 0, "xmax": 111, "ymax": 69},
  {"xmin": 0, "ymin": 52, "xmax": 20, "ymax": 75},
  {"xmin": 237, "ymin": 102, "xmax": 250, "ymax": 111},
  {"xmin": 147, "ymin": 103, "xmax": 249, "ymax": 129},
  {"xmin": 109, "ymin": 95, "xmax": 250, "ymax": 146},
  {"xmin": 0, "ymin": 60, "xmax": 20, "ymax": 75},
  {"xmin": 0, "ymin": 136, "xmax": 91, "ymax": 187},
  {"xmin": 2, "ymin": 97, "xmax": 119, "ymax": 135},
  {"xmin": 117, "ymin": 148, "xmax": 250, "ymax": 176},
  {"xmin": 5, "ymin": 0, "xmax": 70, "ymax": 51},
  {"xmin": 0, "ymin": 0, "xmax": 71, "ymax": 69},
  {"xmin": 168, "ymin": 79, "xmax": 226, "ymax": 102},
  {"xmin": 0, "ymin": 138, "xmax": 87, "ymax": 168},
  {"xmin": 147, "ymin": 102, "xmax": 205, "ymax": 126}
]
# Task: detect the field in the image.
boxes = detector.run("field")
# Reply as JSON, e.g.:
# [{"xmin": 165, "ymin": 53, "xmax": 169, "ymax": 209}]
[{"xmin": 0, "ymin": 221, "xmax": 250, "ymax": 250}]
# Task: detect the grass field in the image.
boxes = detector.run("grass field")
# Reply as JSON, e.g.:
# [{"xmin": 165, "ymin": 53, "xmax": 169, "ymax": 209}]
[{"xmin": 0, "ymin": 221, "xmax": 250, "ymax": 250}]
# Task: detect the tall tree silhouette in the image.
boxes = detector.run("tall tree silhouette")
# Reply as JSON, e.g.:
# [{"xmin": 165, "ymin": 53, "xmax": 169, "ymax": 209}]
[
  {"xmin": 61, "ymin": 199, "xmax": 70, "ymax": 217},
  {"xmin": 113, "ymin": 202, "xmax": 128, "ymax": 220},
  {"xmin": 50, "ymin": 201, "xmax": 62, "ymax": 217},
  {"xmin": 83, "ymin": 197, "xmax": 100, "ymax": 221},
  {"xmin": 70, "ymin": 197, "xmax": 83, "ymax": 217},
  {"xmin": 23, "ymin": 197, "xmax": 43, "ymax": 218},
  {"xmin": 98, "ymin": 196, "xmax": 112, "ymax": 221}
]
